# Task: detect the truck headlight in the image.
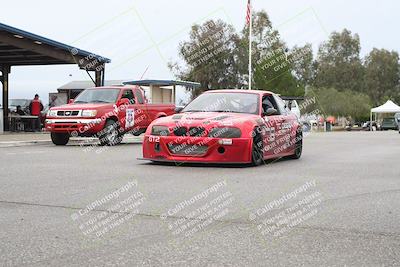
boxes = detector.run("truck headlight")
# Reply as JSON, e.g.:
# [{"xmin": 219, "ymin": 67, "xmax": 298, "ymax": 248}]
[
  {"xmin": 209, "ymin": 127, "xmax": 241, "ymax": 138},
  {"xmin": 151, "ymin": 125, "xmax": 169, "ymax": 136},
  {"xmin": 47, "ymin": 110, "xmax": 57, "ymax": 117},
  {"xmin": 81, "ymin": 110, "xmax": 97, "ymax": 117}
]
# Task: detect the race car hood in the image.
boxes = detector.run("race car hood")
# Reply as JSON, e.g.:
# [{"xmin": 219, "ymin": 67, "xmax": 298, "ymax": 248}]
[{"xmin": 152, "ymin": 111, "xmax": 261, "ymax": 130}]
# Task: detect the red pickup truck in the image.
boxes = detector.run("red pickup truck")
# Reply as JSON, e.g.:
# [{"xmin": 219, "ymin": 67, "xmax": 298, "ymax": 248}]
[{"xmin": 45, "ymin": 86, "xmax": 175, "ymax": 145}]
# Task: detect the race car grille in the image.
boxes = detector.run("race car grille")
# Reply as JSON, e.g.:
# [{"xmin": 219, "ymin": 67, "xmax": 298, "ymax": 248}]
[
  {"xmin": 188, "ymin": 127, "xmax": 206, "ymax": 137},
  {"xmin": 57, "ymin": 110, "xmax": 80, "ymax": 116},
  {"xmin": 173, "ymin": 127, "xmax": 187, "ymax": 136},
  {"xmin": 168, "ymin": 144, "xmax": 208, "ymax": 156}
]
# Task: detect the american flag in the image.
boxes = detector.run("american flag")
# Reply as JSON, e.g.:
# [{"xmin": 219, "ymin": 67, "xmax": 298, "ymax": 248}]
[{"xmin": 246, "ymin": 0, "xmax": 251, "ymax": 25}]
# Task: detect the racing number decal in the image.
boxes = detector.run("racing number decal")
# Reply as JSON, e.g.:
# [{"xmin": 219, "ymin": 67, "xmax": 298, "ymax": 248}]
[
  {"xmin": 148, "ymin": 136, "xmax": 160, "ymax": 143},
  {"xmin": 126, "ymin": 109, "xmax": 135, "ymax": 128}
]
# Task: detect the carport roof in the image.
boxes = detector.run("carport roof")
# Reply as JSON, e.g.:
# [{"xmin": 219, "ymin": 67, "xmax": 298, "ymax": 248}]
[
  {"xmin": 123, "ymin": 79, "xmax": 201, "ymax": 88},
  {"xmin": 0, "ymin": 22, "xmax": 110, "ymax": 69}
]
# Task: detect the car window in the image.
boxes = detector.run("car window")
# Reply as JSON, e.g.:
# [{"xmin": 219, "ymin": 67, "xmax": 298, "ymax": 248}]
[
  {"xmin": 74, "ymin": 89, "xmax": 120, "ymax": 103},
  {"xmin": 134, "ymin": 89, "xmax": 144, "ymax": 104},
  {"xmin": 182, "ymin": 92, "xmax": 259, "ymax": 115},
  {"xmin": 121, "ymin": 89, "xmax": 135, "ymax": 104},
  {"xmin": 262, "ymin": 94, "xmax": 280, "ymax": 115},
  {"xmin": 274, "ymin": 95, "xmax": 288, "ymax": 115}
]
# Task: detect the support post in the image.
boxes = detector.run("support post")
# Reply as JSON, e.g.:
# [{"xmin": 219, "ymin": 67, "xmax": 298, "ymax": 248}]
[
  {"xmin": 172, "ymin": 84, "xmax": 176, "ymax": 104},
  {"xmin": 370, "ymin": 111, "xmax": 372, "ymax": 131},
  {"xmin": 95, "ymin": 70, "xmax": 102, "ymax": 87},
  {"xmin": 1, "ymin": 65, "xmax": 10, "ymax": 131},
  {"xmin": 101, "ymin": 65, "xmax": 105, "ymax": 86}
]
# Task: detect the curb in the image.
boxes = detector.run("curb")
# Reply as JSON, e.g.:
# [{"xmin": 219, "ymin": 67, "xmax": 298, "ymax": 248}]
[
  {"xmin": 0, "ymin": 140, "xmax": 52, "ymax": 148},
  {"xmin": 0, "ymin": 137, "xmax": 144, "ymax": 148}
]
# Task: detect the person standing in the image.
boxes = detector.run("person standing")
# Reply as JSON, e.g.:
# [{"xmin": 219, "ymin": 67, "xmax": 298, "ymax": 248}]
[{"xmin": 29, "ymin": 94, "xmax": 43, "ymax": 131}]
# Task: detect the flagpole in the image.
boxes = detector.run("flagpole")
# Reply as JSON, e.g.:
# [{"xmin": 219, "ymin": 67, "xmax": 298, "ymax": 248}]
[{"xmin": 248, "ymin": 0, "xmax": 252, "ymax": 90}]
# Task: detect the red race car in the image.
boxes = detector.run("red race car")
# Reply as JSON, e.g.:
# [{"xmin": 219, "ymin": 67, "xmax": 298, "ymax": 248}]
[{"xmin": 141, "ymin": 89, "xmax": 303, "ymax": 166}]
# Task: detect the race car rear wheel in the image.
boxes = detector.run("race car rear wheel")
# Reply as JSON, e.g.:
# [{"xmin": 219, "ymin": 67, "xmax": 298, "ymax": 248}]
[
  {"xmin": 99, "ymin": 119, "xmax": 123, "ymax": 146},
  {"xmin": 289, "ymin": 131, "xmax": 303, "ymax": 159},
  {"xmin": 251, "ymin": 132, "xmax": 264, "ymax": 166},
  {"xmin": 51, "ymin": 132, "xmax": 70, "ymax": 145}
]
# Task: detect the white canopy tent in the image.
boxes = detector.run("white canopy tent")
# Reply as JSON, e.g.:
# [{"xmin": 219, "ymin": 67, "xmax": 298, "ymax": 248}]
[{"xmin": 370, "ymin": 100, "xmax": 400, "ymax": 130}]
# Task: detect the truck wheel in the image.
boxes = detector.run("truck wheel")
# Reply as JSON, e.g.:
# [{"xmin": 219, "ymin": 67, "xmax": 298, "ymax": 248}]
[
  {"xmin": 251, "ymin": 131, "xmax": 264, "ymax": 166},
  {"xmin": 99, "ymin": 120, "xmax": 122, "ymax": 146},
  {"xmin": 51, "ymin": 132, "xmax": 70, "ymax": 145}
]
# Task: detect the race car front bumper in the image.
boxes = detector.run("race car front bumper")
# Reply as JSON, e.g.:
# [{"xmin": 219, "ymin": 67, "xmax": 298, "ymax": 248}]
[{"xmin": 142, "ymin": 135, "xmax": 253, "ymax": 164}]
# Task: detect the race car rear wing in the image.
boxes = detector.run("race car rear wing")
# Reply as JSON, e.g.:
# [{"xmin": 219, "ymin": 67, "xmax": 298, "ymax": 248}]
[{"xmin": 280, "ymin": 96, "xmax": 305, "ymax": 101}]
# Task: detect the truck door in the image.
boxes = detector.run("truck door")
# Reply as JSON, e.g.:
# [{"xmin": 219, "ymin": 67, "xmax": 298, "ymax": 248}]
[
  {"xmin": 119, "ymin": 89, "xmax": 136, "ymax": 131},
  {"xmin": 133, "ymin": 88, "xmax": 149, "ymax": 130}
]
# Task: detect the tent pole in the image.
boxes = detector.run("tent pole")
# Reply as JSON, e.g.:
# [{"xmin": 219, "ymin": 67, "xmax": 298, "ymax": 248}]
[{"xmin": 370, "ymin": 111, "xmax": 372, "ymax": 131}]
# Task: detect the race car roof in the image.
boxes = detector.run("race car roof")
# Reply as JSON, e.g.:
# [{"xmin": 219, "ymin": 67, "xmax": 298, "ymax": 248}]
[{"xmin": 206, "ymin": 89, "xmax": 274, "ymax": 95}]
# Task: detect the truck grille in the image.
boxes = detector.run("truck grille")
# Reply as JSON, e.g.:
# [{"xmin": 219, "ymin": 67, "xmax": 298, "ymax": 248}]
[
  {"xmin": 168, "ymin": 144, "xmax": 208, "ymax": 156},
  {"xmin": 57, "ymin": 110, "xmax": 80, "ymax": 116}
]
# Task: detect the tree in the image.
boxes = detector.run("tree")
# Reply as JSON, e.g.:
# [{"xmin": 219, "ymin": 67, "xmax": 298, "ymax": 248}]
[
  {"xmin": 290, "ymin": 44, "xmax": 314, "ymax": 87},
  {"xmin": 244, "ymin": 11, "xmax": 305, "ymax": 96},
  {"xmin": 314, "ymin": 29, "xmax": 364, "ymax": 92},
  {"xmin": 169, "ymin": 20, "xmax": 240, "ymax": 96},
  {"xmin": 305, "ymin": 87, "xmax": 372, "ymax": 121},
  {"xmin": 364, "ymin": 48, "xmax": 400, "ymax": 105}
]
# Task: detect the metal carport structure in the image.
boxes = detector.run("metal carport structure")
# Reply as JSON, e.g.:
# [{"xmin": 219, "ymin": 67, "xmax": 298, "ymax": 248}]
[
  {"xmin": 123, "ymin": 80, "xmax": 201, "ymax": 104},
  {"xmin": 0, "ymin": 22, "xmax": 111, "ymax": 130}
]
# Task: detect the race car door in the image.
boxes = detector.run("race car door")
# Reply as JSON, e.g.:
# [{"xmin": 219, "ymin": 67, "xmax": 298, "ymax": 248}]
[
  {"xmin": 261, "ymin": 94, "xmax": 280, "ymax": 158},
  {"xmin": 273, "ymin": 94, "xmax": 294, "ymax": 154}
]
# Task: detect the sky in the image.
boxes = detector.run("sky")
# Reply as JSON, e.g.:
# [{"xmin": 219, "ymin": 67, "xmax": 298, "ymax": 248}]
[{"xmin": 1, "ymin": 0, "xmax": 399, "ymax": 104}]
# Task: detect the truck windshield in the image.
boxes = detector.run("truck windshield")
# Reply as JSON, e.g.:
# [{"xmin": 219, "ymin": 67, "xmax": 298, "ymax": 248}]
[
  {"xmin": 182, "ymin": 92, "xmax": 260, "ymax": 114},
  {"xmin": 74, "ymin": 89, "xmax": 120, "ymax": 104}
]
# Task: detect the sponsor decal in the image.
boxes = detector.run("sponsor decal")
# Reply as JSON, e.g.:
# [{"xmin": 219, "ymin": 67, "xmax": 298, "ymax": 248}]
[{"xmin": 125, "ymin": 109, "xmax": 135, "ymax": 128}]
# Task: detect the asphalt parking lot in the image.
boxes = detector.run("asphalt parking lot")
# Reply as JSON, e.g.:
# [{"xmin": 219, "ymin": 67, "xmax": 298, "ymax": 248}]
[{"xmin": 1, "ymin": 131, "xmax": 400, "ymax": 266}]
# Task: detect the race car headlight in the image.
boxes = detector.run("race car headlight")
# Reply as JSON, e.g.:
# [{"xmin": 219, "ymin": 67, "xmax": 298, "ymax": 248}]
[
  {"xmin": 47, "ymin": 110, "xmax": 57, "ymax": 117},
  {"xmin": 209, "ymin": 127, "xmax": 241, "ymax": 138},
  {"xmin": 151, "ymin": 125, "xmax": 170, "ymax": 136},
  {"xmin": 81, "ymin": 110, "xmax": 97, "ymax": 117}
]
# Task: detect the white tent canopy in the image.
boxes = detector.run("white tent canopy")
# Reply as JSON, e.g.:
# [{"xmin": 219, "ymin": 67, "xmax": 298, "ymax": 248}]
[
  {"xmin": 370, "ymin": 100, "xmax": 400, "ymax": 130},
  {"xmin": 371, "ymin": 100, "xmax": 400, "ymax": 113}
]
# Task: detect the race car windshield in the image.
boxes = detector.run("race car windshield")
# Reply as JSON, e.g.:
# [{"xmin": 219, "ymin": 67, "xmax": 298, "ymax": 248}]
[
  {"xmin": 182, "ymin": 92, "xmax": 259, "ymax": 114},
  {"xmin": 74, "ymin": 89, "xmax": 120, "ymax": 104}
]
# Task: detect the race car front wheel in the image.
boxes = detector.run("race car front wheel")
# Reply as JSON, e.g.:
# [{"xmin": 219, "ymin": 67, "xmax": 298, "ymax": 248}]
[
  {"xmin": 51, "ymin": 132, "xmax": 69, "ymax": 145},
  {"xmin": 289, "ymin": 131, "xmax": 303, "ymax": 159},
  {"xmin": 251, "ymin": 133, "xmax": 264, "ymax": 166}
]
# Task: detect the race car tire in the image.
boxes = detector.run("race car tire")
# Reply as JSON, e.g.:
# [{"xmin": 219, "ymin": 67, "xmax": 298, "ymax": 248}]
[
  {"xmin": 289, "ymin": 130, "xmax": 303, "ymax": 159},
  {"xmin": 51, "ymin": 132, "xmax": 70, "ymax": 145},
  {"xmin": 251, "ymin": 132, "xmax": 264, "ymax": 166},
  {"xmin": 99, "ymin": 119, "xmax": 123, "ymax": 146}
]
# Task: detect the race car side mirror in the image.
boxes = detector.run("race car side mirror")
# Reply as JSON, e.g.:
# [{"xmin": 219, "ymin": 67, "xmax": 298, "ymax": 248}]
[
  {"xmin": 264, "ymin": 108, "xmax": 278, "ymax": 116},
  {"xmin": 68, "ymin": 99, "xmax": 74, "ymax": 104}
]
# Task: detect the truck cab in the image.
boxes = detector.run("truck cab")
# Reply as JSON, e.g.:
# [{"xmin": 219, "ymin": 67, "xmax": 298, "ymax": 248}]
[{"xmin": 45, "ymin": 86, "xmax": 175, "ymax": 145}]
